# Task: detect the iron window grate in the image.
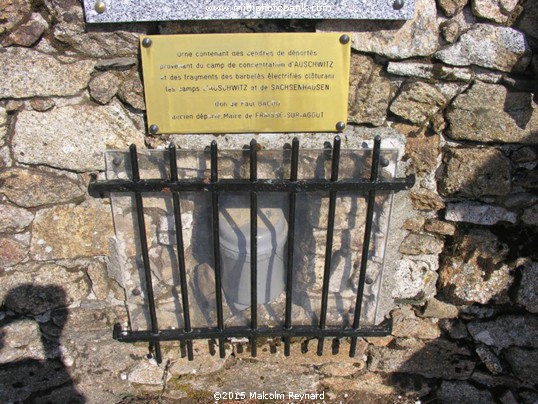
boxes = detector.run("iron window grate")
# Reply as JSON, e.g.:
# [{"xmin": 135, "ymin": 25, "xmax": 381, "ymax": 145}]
[{"xmin": 89, "ymin": 135, "xmax": 414, "ymax": 363}]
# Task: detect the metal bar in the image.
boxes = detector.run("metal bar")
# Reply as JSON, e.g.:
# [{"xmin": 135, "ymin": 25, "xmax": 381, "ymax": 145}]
[
  {"xmin": 284, "ymin": 138, "xmax": 299, "ymax": 356},
  {"xmin": 210, "ymin": 141, "xmax": 226, "ymax": 359},
  {"xmin": 249, "ymin": 139, "xmax": 258, "ymax": 357},
  {"xmin": 88, "ymin": 176, "xmax": 415, "ymax": 196},
  {"xmin": 114, "ymin": 320, "xmax": 393, "ymax": 342},
  {"xmin": 318, "ymin": 136, "xmax": 341, "ymax": 356},
  {"xmin": 129, "ymin": 145, "xmax": 162, "ymax": 364},
  {"xmin": 168, "ymin": 144, "xmax": 193, "ymax": 361},
  {"xmin": 350, "ymin": 135, "xmax": 382, "ymax": 357}
]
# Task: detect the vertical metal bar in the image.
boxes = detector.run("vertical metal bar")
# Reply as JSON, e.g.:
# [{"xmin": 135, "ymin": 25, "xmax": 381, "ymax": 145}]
[
  {"xmin": 130, "ymin": 144, "xmax": 162, "ymax": 363},
  {"xmin": 350, "ymin": 135, "xmax": 381, "ymax": 357},
  {"xmin": 317, "ymin": 136, "xmax": 341, "ymax": 356},
  {"xmin": 168, "ymin": 144, "xmax": 194, "ymax": 361},
  {"xmin": 284, "ymin": 138, "xmax": 299, "ymax": 356},
  {"xmin": 249, "ymin": 139, "xmax": 258, "ymax": 357},
  {"xmin": 210, "ymin": 141, "xmax": 226, "ymax": 358}
]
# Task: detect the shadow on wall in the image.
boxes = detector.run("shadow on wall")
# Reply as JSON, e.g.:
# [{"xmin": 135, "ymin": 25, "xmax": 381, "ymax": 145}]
[
  {"xmin": 375, "ymin": 82, "xmax": 538, "ymax": 402},
  {"xmin": 0, "ymin": 284, "xmax": 86, "ymax": 403}
]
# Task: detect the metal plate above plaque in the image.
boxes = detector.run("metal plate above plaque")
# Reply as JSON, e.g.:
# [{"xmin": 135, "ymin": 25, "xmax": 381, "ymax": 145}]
[
  {"xmin": 84, "ymin": 0, "xmax": 415, "ymax": 22},
  {"xmin": 140, "ymin": 33, "xmax": 351, "ymax": 134}
]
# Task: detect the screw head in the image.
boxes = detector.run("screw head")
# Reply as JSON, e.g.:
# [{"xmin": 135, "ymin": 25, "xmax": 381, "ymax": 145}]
[
  {"xmin": 149, "ymin": 124, "xmax": 159, "ymax": 134},
  {"xmin": 142, "ymin": 37, "xmax": 152, "ymax": 48},
  {"xmin": 336, "ymin": 121, "xmax": 346, "ymax": 132},
  {"xmin": 94, "ymin": 1, "xmax": 106, "ymax": 13},
  {"xmin": 112, "ymin": 156, "xmax": 122, "ymax": 166},
  {"xmin": 393, "ymin": 0, "xmax": 404, "ymax": 10},
  {"xmin": 339, "ymin": 34, "xmax": 350, "ymax": 45},
  {"xmin": 380, "ymin": 157, "xmax": 390, "ymax": 167}
]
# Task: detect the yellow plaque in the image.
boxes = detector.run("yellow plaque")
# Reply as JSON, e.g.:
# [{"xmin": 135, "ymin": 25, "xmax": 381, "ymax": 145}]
[{"xmin": 140, "ymin": 33, "xmax": 350, "ymax": 134}]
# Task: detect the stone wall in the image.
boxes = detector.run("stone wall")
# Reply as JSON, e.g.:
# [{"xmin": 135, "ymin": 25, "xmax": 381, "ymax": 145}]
[{"xmin": 0, "ymin": 0, "xmax": 537, "ymax": 402}]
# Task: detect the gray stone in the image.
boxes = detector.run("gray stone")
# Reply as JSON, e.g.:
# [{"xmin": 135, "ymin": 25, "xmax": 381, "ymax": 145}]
[
  {"xmin": 436, "ymin": 381, "xmax": 494, "ymax": 403},
  {"xmin": 391, "ymin": 308, "xmax": 441, "ymax": 339},
  {"xmin": 0, "ymin": 236, "xmax": 28, "ymax": 267},
  {"xmin": 127, "ymin": 360, "xmax": 169, "ymax": 385},
  {"xmin": 118, "ymin": 68, "xmax": 146, "ymax": 110},
  {"xmin": 368, "ymin": 338, "xmax": 475, "ymax": 379},
  {"xmin": 30, "ymin": 201, "xmax": 114, "ymax": 260},
  {"xmin": 516, "ymin": 261, "xmax": 538, "ymax": 313},
  {"xmin": 387, "ymin": 62, "xmax": 474, "ymax": 81},
  {"xmin": 400, "ymin": 233, "xmax": 444, "ymax": 255},
  {"xmin": 318, "ymin": 0, "xmax": 439, "ymax": 59},
  {"xmin": 83, "ymin": 0, "xmax": 416, "ymax": 21},
  {"xmin": 421, "ymin": 298, "xmax": 459, "ymax": 318},
  {"xmin": 392, "ymin": 255, "xmax": 439, "ymax": 300},
  {"xmin": 468, "ymin": 315, "xmax": 538, "ymax": 349},
  {"xmin": 515, "ymin": 0, "xmax": 538, "ymax": 40},
  {"xmin": 522, "ymin": 205, "xmax": 538, "ymax": 225},
  {"xmin": 439, "ymin": 229, "xmax": 513, "ymax": 304},
  {"xmin": 440, "ymin": 147, "xmax": 511, "ymax": 197},
  {"xmin": 520, "ymin": 391, "xmax": 538, "ymax": 404},
  {"xmin": 0, "ymin": 0, "xmax": 32, "ymax": 33},
  {"xmin": 0, "ymin": 168, "xmax": 84, "ymax": 208},
  {"xmin": 435, "ymin": 24, "xmax": 530, "ymax": 73},
  {"xmin": 0, "ymin": 204, "xmax": 34, "ymax": 231},
  {"xmin": 3, "ymin": 12, "xmax": 48, "ymax": 47},
  {"xmin": 0, "ymin": 47, "xmax": 94, "ymax": 98},
  {"xmin": 440, "ymin": 19, "xmax": 462, "ymax": 43},
  {"xmin": 0, "ymin": 320, "xmax": 42, "ymax": 363},
  {"xmin": 475, "ymin": 344, "xmax": 503, "ymax": 374},
  {"xmin": 89, "ymin": 71, "xmax": 120, "ymax": 104},
  {"xmin": 445, "ymin": 202, "xmax": 517, "ymax": 225},
  {"xmin": 511, "ymin": 147, "xmax": 538, "ymax": 163},
  {"xmin": 348, "ymin": 54, "xmax": 393, "ymax": 126},
  {"xmin": 438, "ymin": 0, "xmax": 469, "ymax": 16},
  {"xmin": 13, "ymin": 102, "xmax": 144, "ymax": 172},
  {"xmin": 447, "ymin": 82, "xmax": 538, "ymax": 143},
  {"xmin": 95, "ymin": 57, "xmax": 138, "ymax": 71},
  {"xmin": 390, "ymin": 82, "xmax": 446, "ymax": 124},
  {"xmin": 0, "ymin": 262, "xmax": 91, "ymax": 314},
  {"xmin": 0, "ymin": 106, "xmax": 6, "ymax": 145},
  {"xmin": 472, "ymin": 0, "xmax": 519, "ymax": 24},
  {"xmin": 439, "ymin": 318, "xmax": 469, "ymax": 339}
]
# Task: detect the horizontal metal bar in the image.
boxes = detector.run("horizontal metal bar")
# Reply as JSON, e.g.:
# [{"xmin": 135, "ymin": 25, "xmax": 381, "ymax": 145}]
[
  {"xmin": 89, "ymin": 176, "xmax": 415, "ymax": 196},
  {"xmin": 113, "ymin": 320, "xmax": 392, "ymax": 343}
]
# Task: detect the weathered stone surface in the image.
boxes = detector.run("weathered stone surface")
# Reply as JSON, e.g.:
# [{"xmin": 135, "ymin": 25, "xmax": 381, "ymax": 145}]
[
  {"xmin": 89, "ymin": 72, "xmax": 120, "ymax": 105},
  {"xmin": 424, "ymin": 219, "xmax": 456, "ymax": 236},
  {"xmin": 0, "ymin": 47, "xmax": 94, "ymax": 98},
  {"xmin": 127, "ymin": 360, "xmax": 169, "ymax": 385},
  {"xmin": 0, "ymin": 237, "xmax": 28, "ymax": 267},
  {"xmin": 0, "ymin": 320, "xmax": 42, "ymax": 363},
  {"xmin": 390, "ymin": 82, "xmax": 446, "ymax": 124},
  {"xmin": 504, "ymin": 347, "xmax": 538, "ymax": 383},
  {"xmin": 118, "ymin": 69, "xmax": 146, "ymax": 111},
  {"xmin": 410, "ymin": 189, "xmax": 446, "ymax": 211},
  {"xmin": 439, "ymin": 229, "xmax": 513, "ymax": 304},
  {"xmin": 13, "ymin": 102, "xmax": 144, "ymax": 172},
  {"xmin": 476, "ymin": 344, "xmax": 503, "ymax": 374},
  {"xmin": 515, "ymin": 0, "xmax": 538, "ymax": 40},
  {"xmin": 0, "ymin": 168, "xmax": 84, "ymax": 208},
  {"xmin": 3, "ymin": 12, "xmax": 48, "ymax": 47},
  {"xmin": 0, "ymin": 106, "xmax": 6, "ymax": 145},
  {"xmin": 445, "ymin": 202, "xmax": 517, "ymax": 225},
  {"xmin": 393, "ymin": 255, "xmax": 439, "ymax": 300},
  {"xmin": 319, "ymin": 362, "xmax": 361, "ymax": 377},
  {"xmin": 440, "ymin": 19, "xmax": 462, "ymax": 43},
  {"xmin": 436, "ymin": 381, "xmax": 494, "ymax": 403},
  {"xmin": 439, "ymin": 318, "xmax": 469, "ymax": 339},
  {"xmin": 421, "ymin": 298, "xmax": 459, "ymax": 318},
  {"xmin": 368, "ymin": 338, "xmax": 475, "ymax": 379},
  {"xmin": 0, "ymin": 262, "xmax": 91, "ymax": 314},
  {"xmin": 0, "ymin": 0, "xmax": 32, "ymax": 33},
  {"xmin": 318, "ymin": 0, "xmax": 439, "ymax": 59},
  {"xmin": 30, "ymin": 202, "xmax": 114, "ymax": 260},
  {"xmin": 468, "ymin": 315, "xmax": 538, "ymax": 348},
  {"xmin": 391, "ymin": 308, "xmax": 441, "ymax": 339},
  {"xmin": 447, "ymin": 82, "xmax": 538, "ymax": 143},
  {"xmin": 95, "ymin": 57, "xmax": 137, "ymax": 71},
  {"xmin": 45, "ymin": 0, "xmax": 142, "ymax": 58},
  {"xmin": 348, "ymin": 54, "xmax": 392, "ymax": 126},
  {"xmin": 0, "ymin": 204, "xmax": 34, "ymax": 231},
  {"xmin": 405, "ymin": 134, "xmax": 440, "ymax": 175},
  {"xmin": 438, "ymin": 0, "xmax": 469, "ymax": 16},
  {"xmin": 440, "ymin": 147, "xmax": 511, "ymax": 197},
  {"xmin": 29, "ymin": 98, "xmax": 55, "ymax": 112},
  {"xmin": 86, "ymin": 261, "xmax": 112, "ymax": 301},
  {"xmin": 472, "ymin": 0, "xmax": 519, "ymax": 24},
  {"xmin": 388, "ymin": 62, "xmax": 473, "ymax": 81},
  {"xmin": 400, "ymin": 233, "xmax": 444, "ymax": 255},
  {"xmin": 521, "ymin": 204, "xmax": 538, "ymax": 225},
  {"xmin": 435, "ymin": 24, "xmax": 530, "ymax": 72},
  {"xmin": 516, "ymin": 261, "xmax": 538, "ymax": 313}
]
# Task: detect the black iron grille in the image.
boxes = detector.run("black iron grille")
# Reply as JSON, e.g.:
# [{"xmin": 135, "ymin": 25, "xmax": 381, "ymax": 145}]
[{"xmin": 89, "ymin": 135, "xmax": 414, "ymax": 363}]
